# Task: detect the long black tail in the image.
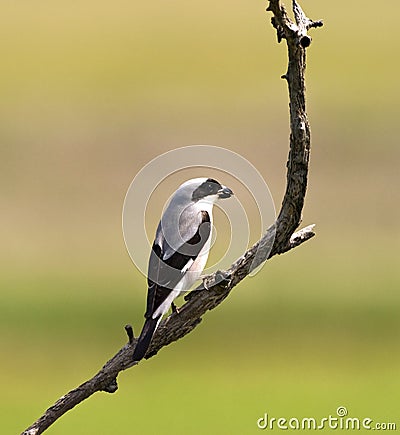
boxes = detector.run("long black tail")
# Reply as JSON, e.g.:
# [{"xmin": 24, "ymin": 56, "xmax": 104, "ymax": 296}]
[{"xmin": 132, "ymin": 316, "xmax": 161, "ymax": 362}]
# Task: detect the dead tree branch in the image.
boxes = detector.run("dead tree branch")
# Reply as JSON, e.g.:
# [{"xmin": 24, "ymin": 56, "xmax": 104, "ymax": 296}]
[{"xmin": 21, "ymin": 2, "xmax": 322, "ymax": 434}]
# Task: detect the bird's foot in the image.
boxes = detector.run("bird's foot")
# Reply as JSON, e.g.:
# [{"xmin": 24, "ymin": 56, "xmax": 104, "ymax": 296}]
[
  {"xmin": 171, "ymin": 302, "xmax": 180, "ymax": 314},
  {"xmin": 202, "ymin": 270, "xmax": 231, "ymax": 291},
  {"xmin": 214, "ymin": 270, "xmax": 231, "ymax": 290}
]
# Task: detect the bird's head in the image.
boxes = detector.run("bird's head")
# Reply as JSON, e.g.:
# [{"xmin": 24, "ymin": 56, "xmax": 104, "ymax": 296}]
[{"xmin": 178, "ymin": 177, "xmax": 234, "ymax": 203}]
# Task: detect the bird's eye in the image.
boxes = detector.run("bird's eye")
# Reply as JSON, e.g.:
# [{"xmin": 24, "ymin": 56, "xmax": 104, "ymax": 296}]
[{"xmin": 209, "ymin": 183, "xmax": 216, "ymax": 193}]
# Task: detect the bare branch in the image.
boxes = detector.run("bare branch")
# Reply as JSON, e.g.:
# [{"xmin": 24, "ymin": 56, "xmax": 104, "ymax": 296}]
[{"xmin": 21, "ymin": 2, "xmax": 322, "ymax": 434}]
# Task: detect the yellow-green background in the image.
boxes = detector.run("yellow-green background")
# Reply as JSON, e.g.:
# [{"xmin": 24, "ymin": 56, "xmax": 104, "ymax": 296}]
[{"xmin": 2, "ymin": 1, "xmax": 399, "ymax": 433}]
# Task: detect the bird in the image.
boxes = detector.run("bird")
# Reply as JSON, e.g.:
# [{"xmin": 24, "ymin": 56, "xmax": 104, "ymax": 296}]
[{"xmin": 132, "ymin": 177, "xmax": 234, "ymax": 362}]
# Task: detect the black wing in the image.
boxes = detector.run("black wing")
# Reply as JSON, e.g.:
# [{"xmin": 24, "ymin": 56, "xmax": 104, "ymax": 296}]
[{"xmin": 145, "ymin": 211, "xmax": 211, "ymax": 318}]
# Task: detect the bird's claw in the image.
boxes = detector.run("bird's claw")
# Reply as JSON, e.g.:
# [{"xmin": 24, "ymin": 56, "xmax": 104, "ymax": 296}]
[
  {"xmin": 201, "ymin": 275, "xmax": 212, "ymax": 290},
  {"xmin": 215, "ymin": 270, "xmax": 231, "ymax": 289},
  {"xmin": 171, "ymin": 302, "xmax": 180, "ymax": 314},
  {"xmin": 202, "ymin": 270, "xmax": 231, "ymax": 291}
]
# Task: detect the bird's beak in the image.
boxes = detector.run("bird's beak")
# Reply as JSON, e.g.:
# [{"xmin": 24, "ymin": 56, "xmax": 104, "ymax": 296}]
[{"xmin": 217, "ymin": 186, "xmax": 234, "ymax": 199}]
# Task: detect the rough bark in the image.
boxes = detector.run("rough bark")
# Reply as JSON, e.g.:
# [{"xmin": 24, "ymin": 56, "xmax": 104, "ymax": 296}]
[{"xmin": 21, "ymin": 2, "xmax": 322, "ymax": 434}]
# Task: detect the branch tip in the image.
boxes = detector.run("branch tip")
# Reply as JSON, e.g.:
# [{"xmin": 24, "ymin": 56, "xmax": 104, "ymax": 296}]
[
  {"xmin": 288, "ymin": 224, "xmax": 316, "ymax": 249},
  {"xmin": 124, "ymin": 324, "xmax": 134, "ymax": 343},
  {"xmin": 214, "ymin": 270, "xmax": 231, "ymax": 289},
  {"xmin": 271, "ymin": 16, "xmax": 285, "ymax": 43},
  {"xmin": 308, "ymin": 20, "xmax": 323, "ymax": 29},
  {"xmin": 268, "ymin": 0, "xmax": 322, "ymax": 49}
]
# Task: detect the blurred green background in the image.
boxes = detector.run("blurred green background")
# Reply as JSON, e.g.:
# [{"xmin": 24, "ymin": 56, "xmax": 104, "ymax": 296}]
[{"xmin": 2, "ymin": 1, "xmax": 399, "ymax": 433}]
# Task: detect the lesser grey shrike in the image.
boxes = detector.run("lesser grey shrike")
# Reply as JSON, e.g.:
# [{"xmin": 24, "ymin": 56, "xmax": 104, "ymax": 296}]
[{"xmin": 132, "ymin": 177, "xmax": 233, "ymax": 361}]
